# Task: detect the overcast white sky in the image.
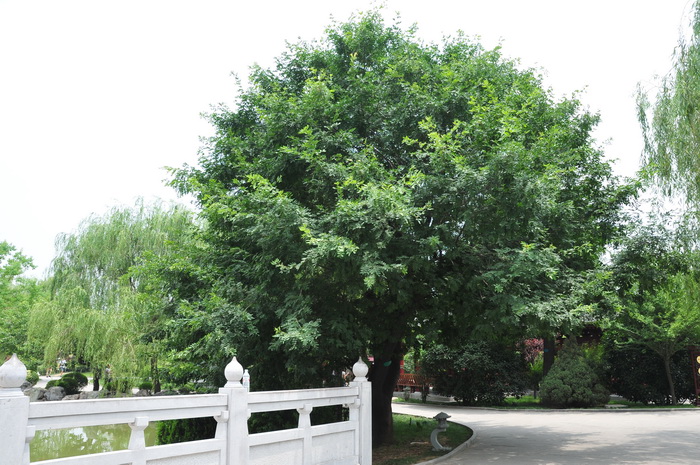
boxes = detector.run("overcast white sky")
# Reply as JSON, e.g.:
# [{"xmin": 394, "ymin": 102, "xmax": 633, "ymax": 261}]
[{"xmin": 0, "ymin": 0, "xmax": 694, "ymax": 277}]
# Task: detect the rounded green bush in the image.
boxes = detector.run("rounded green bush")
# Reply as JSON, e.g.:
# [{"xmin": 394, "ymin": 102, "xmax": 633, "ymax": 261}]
[
  {"xmin": 62, "ymin": 372, "xmax": 88, "ymax": 387},
  {"xmin": 540, "ymin": 339, "xmax": 609, "ymax": 408},
  {"xmin": 26, "ymin": 370, "xmax": 40, "ymax": 386},
  {"xmin": 45, "ymin": 372, "xmax": 89, "ymax": 395},
  {"xmin": 139, "ymin": 381, "xmax": 154, "ymax": 391}
]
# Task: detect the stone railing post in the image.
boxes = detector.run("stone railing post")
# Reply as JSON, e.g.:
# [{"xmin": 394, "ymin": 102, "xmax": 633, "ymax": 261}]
[
  {"xmin": 349, "ymin": 357, "xmax": 372, "ymax": 465},
  {"xmin": 128, "ymin": 416, "xmax": 150, "ymax": 465},
  {"xmin": 219, "ymin": 356, "xmax": 249, "ymax": 465},
  {"xmin": 0, "ymin": 354, "xmax": 31, "ymax": 465}
]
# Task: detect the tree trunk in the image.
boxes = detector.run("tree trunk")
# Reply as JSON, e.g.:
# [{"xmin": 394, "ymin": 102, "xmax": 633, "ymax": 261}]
[
  {"xmin": 92, "ymin": 369, "xmax": 100, "ymax": 392},
  {"xmin": 151, "ymin": 355, "xmax": 161, "ymax": 393},
  {"xmin": 663, "ymin": 353, "xmax": 677, "ymax": 405},
  {"xmin": 543, "ymin": 337, "xmax": 555, "ymax": 377},
  {"xmin": 368, "ymin": 342, "xmax": 404, "ymax": 447}
]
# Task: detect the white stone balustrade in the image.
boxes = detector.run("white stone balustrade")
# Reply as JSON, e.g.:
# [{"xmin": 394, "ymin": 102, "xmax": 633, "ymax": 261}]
[{"xmin": 0, "ymin": 354, "xmax": 372, "ymax": 465}]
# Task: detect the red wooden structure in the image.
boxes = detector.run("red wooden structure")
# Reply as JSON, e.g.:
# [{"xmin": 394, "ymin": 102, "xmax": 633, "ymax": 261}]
[{"xmin": 690, "ymin": 346, "xmax": 700, "ymax": 406}]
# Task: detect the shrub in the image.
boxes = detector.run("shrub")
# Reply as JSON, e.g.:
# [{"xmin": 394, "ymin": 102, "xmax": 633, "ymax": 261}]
[
  {"xmin": 50, "ymin": 372, "xmax": 89, "ymax": 395},
  {"xmin": 519, "ymin": 339, "xmax": 544, "ymax": 395},
  {"xmin": 45, "ymin": 372, "xmax": 88, "ymax": 395},
  {"xmin": 63, "ymin": 371, "xmax": 88, "ymax": 386},
  {"xmin": 26, "ymin": 370, "xmax": 40, "ymax": 386},
  {"xmin": 139, "ymin": 381, "xmax": 154, "ymax": 391},
  {"xmin": 540, "ymin": 339, "xmax": 609, "ymax": 408},
  {"xmin": 422, "ymin": 341, "xmax": 528, "ymax": 406},
  {"xmin": 104, "ymin": 378, "xmax": 133, "ymax": 394},
  {"xmin": 604, "ymin": 342, "xmax": 694, "ymax": 405},
  {"xmin": 157, "ymin": 417, "xmax": 217, "ymax": 444}
]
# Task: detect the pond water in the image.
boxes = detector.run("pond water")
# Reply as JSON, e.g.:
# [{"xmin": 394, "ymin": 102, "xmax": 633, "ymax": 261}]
[{"xmin": 31, "ymin": 423, "xmax": 158, "ymax": 462}]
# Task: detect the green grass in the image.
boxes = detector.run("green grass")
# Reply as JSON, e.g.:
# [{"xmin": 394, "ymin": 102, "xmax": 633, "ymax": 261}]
[
  {"xmin": 501, "ymin": 394, "xmax": 542, "ymax": 408},
  {"xmin": 393, "ymin": 394, "xmax": 543, "ymax": 408},
  {"xmin": 373, "ymin": 414, "xmax": 472, "ymax": 465},
  {"xmin": 394, "ymin": 394, "xmax": 698, "ymax": 410},
  {"xmin": 393, "ymin": 396, "xmax": 454, "ymax": 406},
  {"xmin": 607, "ymin": 399, "xmax": 697, "ymax": 408}
]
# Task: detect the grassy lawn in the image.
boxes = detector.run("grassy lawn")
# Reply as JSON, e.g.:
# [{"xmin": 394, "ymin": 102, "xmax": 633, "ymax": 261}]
[
  {"xmin": 502, "ymin": 394, "xmax": 542, "ymax": 408},
  {"xmin": 373, "ymin": 414, "xmax": 472, "ymax": 465}
]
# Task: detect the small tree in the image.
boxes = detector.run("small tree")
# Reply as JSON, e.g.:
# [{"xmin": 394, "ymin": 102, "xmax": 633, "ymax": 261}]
[
  {"xmin": 540, "ymin": 339, "xmax": 609, "ymax": 408},
  {"xmin": 606, "ymin": 220, "xmax": 700, "ymax": 405},
  {"xmin": 604, "ymin": 341, "xmax": 695, "ymax": 404}
]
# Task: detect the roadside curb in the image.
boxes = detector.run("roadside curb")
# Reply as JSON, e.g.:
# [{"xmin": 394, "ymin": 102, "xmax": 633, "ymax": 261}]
[
  {"xmin": 412, "ymin": 429, "xmax": 477, "ymax": 465},
  {"xmin": 451, "ymin": 406, "xmax": 700, "ymax": 413},
  {"xmin": 393, "ymin": 401, "xmax": 699, "ymax": 413}
]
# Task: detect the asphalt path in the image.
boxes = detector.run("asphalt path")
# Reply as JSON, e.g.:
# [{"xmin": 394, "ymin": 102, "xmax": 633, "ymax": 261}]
[{"xmin": 393, "ymin": 403, "xmax": 700, "ymax": 465}]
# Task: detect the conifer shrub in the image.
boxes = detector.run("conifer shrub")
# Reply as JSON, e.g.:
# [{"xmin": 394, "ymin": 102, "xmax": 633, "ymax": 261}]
[
  {"xmin": 45, "ymin": 372, "xmax": 88, "ymax": 395},
  {"xmin": 540, "ymin": 339, "xmax": 609, "ymax": 408}
]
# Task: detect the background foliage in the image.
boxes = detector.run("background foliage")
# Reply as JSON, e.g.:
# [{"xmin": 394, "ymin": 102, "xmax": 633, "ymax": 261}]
[{"xmin": 422, "ymin": 342, "xmax": 527, "ymax": 406}]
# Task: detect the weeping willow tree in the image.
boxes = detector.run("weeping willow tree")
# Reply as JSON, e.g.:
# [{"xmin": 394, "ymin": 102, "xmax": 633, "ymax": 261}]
[
  {"xmin": 29, "ymin": 200, "xmax": 194, "ymax": 391},
  {"xmin": 638, "ymin": 1, "xmax": 700, "ymax": 207}
]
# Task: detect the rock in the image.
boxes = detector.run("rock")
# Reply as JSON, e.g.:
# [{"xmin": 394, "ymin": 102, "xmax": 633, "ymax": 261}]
[
  {"xmin": 134, "ymin": 389, "xmax": 150, "ymax": 397},
  {"xmin": 78, "ymin": 391, "xmax": 101, "ymax": 400},
  {"xmin": 44, "ymin": 386, "xmax": 66, "ymax": 401},
  {"xmin": 24, "ymin": 387, "xmax": 46, "ymax": 402},
  {"xmin": 20, "ymin": 381, "xmax": 33, "ymax": 391},
  {"xmin": 63, "ymin": 394, "xmax": 81, "ymax": 400},
  {"xmin": 154, "ymin": 390, "xmax": 179, "ymax": 396}
]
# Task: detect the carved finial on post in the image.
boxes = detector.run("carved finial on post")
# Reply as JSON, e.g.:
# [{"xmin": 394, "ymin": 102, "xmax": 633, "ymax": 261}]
[
  {"xmin": 0, "ymin": 354, "xmax": 27, "ymax": 396},
  {"xmin": 224, "ymin": 356, "xmax": 244, "ymax": 388},
  {"xmin": 352, "ymin": 357, "xmax": 369, "ymax": 382},
  {"xmin": 242, "ymin": 369, "xmax": 250, "ymax": 391}
]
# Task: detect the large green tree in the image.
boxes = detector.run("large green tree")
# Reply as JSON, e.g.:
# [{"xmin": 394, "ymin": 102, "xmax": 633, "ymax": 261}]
[
  {"xmin": 29, "ymin": 200, "xmax": 194, "ymax": 391},
  {"xmin": 171, "ymin": 12, "xmax": 634, "ymax": 444},
  {"xmin": 0, "ymin": 241, "xmax": 41, "ymax": 359},
  {"xmin": 638, "ymin": 1, "xmax": 700, "ymax": 206}
]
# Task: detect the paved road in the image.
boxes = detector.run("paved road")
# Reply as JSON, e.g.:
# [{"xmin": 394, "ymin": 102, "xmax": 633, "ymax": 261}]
[{"xmin": 393, "ymin": 403, "xmax": 700, "ymax": 465}]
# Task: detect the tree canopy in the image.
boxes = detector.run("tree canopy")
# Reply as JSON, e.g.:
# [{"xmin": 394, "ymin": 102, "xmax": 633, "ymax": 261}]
[
  {"xmin": 638, "ymin": 1, "xmax": 700, "ymax": 207},
  {"xmin": 605, "ymin": 219, "xmax": 700, "ymax": 404},
  {"xmin": 0, "ymin": 241, "xmax": 39, "ymax": 359},
  {"xmin": 29, "ymin": 200, "xmax": 194, "ymax": 391},
  {"xmin": 170, "ymin": 12, "xmax": 634, "ymax": 444}
]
